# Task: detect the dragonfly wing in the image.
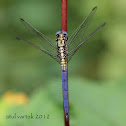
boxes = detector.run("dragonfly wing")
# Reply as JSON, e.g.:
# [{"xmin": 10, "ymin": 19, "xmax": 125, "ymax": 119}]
[
  {"xmin": 16, "ymin": 37, "xmax": 60, "ymax": 63},
  {"xmin": 67, "ymin": 23, "xmax": 106, "ymax": 62},
  {"xmin": 67, "ymin": 6, "xmax": 98, "ymax": 61},
  {"xmin": 19, "ymin": 18, "xmax": 57, "ymax": 55}
]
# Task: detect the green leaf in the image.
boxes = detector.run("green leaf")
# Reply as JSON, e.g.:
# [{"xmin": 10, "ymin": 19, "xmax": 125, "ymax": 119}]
[{"xmin": 5, "ymin": 78, "xmax": 126, "ymax": 126}]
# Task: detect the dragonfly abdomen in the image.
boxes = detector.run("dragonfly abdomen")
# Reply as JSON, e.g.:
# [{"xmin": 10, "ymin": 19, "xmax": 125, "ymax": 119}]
[{"xmin": 62, "ymin": 69, "xmax": 69, "ymax": 120}]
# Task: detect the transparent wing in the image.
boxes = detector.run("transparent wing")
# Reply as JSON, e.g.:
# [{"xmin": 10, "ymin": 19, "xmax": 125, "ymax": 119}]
[
  {"xmin": 16, "ymin": 37, "xmax": 60, "ymax": 63},
  {"xmin": 20, "ymin": 18, "xmax": 57, "ymax": 55},
  {"xmin": 68, "ymin": 7, "xmax": 97, "ymax": 48},
  {"xmin": 17, "ymin": 18, "xmax": 60, "ymax": 63},
  {"xmin": 67, "ymin": 23, "xmax": 106, "ymax": 62},
  {"xmin": 67, "ymin": 6, "xmax": 98, "ymax": 61}
]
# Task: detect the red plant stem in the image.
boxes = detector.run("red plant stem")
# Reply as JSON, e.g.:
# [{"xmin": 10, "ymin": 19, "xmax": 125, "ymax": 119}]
[
  {"xmin": 61, "ymin": 1, "xmax": 69, "ymax": 126},
  {"xmin": 61, "ymin": 0, "xmax": 67, "ymax": 31}
]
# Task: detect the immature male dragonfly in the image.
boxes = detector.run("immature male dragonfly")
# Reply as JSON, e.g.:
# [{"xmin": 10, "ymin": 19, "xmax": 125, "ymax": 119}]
[{"xmin": 16, "ymin": 6, "xmax": 105, "ymax": 123}]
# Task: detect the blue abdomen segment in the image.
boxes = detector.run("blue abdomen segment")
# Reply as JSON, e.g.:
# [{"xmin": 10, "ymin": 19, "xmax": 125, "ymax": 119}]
[{"xmin": 62, "ymin": 69, "xmax": 69, "ymax": 120}]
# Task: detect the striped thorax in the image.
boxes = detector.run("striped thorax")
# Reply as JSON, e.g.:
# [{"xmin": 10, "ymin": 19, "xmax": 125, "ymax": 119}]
[{"xmin": 56, "ymin": 30, "xmax": 68, "ymax": 70}]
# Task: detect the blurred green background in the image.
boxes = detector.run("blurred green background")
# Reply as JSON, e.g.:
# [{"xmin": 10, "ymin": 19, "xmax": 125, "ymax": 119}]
[{"xmin": 0, "ymin": 0, "xmax": 126, "ymax": 126}]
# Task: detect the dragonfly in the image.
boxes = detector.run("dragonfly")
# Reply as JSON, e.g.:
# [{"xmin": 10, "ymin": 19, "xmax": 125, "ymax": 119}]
[{"xmin": 16, "ymin": 6, "xmax": 105, "ymax": 125}]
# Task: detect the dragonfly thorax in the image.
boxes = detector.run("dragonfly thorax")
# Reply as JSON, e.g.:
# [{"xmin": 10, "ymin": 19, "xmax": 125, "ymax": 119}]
[
  {"xmin": 56, "ymin": 30, "xmax": 68, "ymax": 47},
  {"xmin": 56, "ymin": 30, "xmax": 68, "ymax": 68}
]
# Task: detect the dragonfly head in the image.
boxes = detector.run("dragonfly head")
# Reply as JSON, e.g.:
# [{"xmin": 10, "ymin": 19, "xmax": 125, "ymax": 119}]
[{"xmin": 55, "ymin": 30, "xmax": 68, "ymax": 41}]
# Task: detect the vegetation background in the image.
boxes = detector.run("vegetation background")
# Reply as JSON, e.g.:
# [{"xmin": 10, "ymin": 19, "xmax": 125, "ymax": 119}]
[{"xmin": 0, "ymin": 0, "xmax": 126, "ymax": 126}]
